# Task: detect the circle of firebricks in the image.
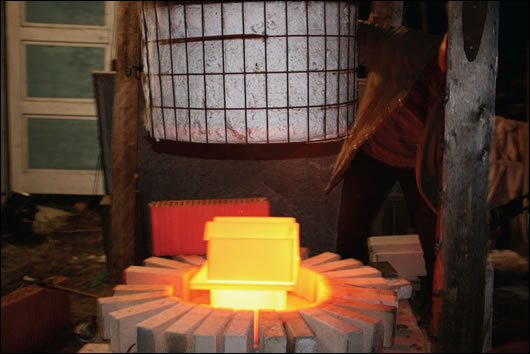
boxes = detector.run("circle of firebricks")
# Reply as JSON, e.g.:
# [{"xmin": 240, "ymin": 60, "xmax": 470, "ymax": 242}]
[{"xmin": 97, "ymin": 252, "xmax": 415, "ymax": 353}]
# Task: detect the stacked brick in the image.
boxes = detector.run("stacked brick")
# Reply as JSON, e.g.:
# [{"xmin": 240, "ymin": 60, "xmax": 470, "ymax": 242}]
[{"xmin": 367, "ymin": 235, "xmax": 427, "ymax": 278}]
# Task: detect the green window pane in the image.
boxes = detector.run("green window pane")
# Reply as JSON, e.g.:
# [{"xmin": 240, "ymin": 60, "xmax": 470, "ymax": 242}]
[
  {"xmin": 26, "ymin": 45, "xmax": 105, "ymax": 98},
  {"xmin": 28, "ymin": 118, "xmax": 100, "ymax": 170},
  {"xmin": 25, "ymin": 1, "xmax": 105, "ymax": 26}
]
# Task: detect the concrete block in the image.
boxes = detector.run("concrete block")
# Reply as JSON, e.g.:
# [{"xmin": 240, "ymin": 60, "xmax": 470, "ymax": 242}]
[
  {"xmin": 279, "ymin": 311, "xmax": 316, "ymax": 353},
  {"xmin": 166, "ymin": 306, "xmax": 213, "ymax": 353},
  {"xmin": 98, "ymin": 291, "xmax": 168, "ymax": 339},
  {"xmin": 310, "ymin": 259, "xmax": 363, "ymax": 273},
  {"xmin": 109, "ymin": 297, "xmax": 177, "ymax": 353},
  {"xmin": 385, "ymin": 278, "xmax": 413, "ymax": 299},
  {"xmin": 136, "ymin": 302, "xmax": 195, "ymax": 353},
  {"xmin": 173, "ymin": 255, "xmax": 207, "ymax": 267},
  {"xmin": 332, "ymin": 288, "xmax": 381, "ymax": 304},
  {"xmin": 329, "ymin": 277, "xmax": 414, "ymax": 300},
  {"xmin": 320, "ymin": 303, "xmax": 384, "ymax": 353},
  {"xmin": 223, "ymin": 311, "xmax": 254, "ymax": 353},
  {"xmin": 299, "ymin": 308, "xmax": 362, "ymax": 353},
  {"xmin": 367, "ymin": 235, "xmax": 422, "ymax": 253},
  {"xmin": 329, "ymin": 297, "xmax": 396, "ymax": 347},
  {"xmin": 300, "ymin": 247, "xmax": 310, "ymax": 260},
  {"xmin": 123, "ymin": 265, "xmax": 198, "ymax": 299},
  {"xmin": 193, "ymin": 308, "xmax": 234, "ymax": 353},
  {"xmin": 329, "ymin": 277, "xmax": 391, "ymax": 289},
  {"xmin": 331, "ymin": 285, "xmax": 398, "ymax": 307},
  {"xmin": 369, "ymin": 251, "xmax": 426, "ymax": 277},
  {"xmin": 334, "ymin": 285, "xmax": 396, "ymax": 298},
  {"xmin": 258, "ymin": 311, "xmax": 287, "ymax": 353},
  {"xmin": 301, "ymin": 252, "xmax": 340, "ymax": 267},
  {"xmin": 144, "ymin": 256, "xmax": 197, "ymax": 271},
  {"xmin": 322, "ymin": 266, "xmax": 382, "ymax": 279},
  {"xmin": 113, "ymin": 284, "xmax": 173, "ymax": 296},
  {"xmin": 367, "ymin": 235, "xmax": 426, "ymax": 278}
]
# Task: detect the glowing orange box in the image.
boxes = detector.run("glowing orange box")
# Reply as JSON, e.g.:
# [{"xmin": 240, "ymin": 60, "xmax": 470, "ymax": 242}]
[{"xmin": 204, "ymin": 217, "xmax": 300, "ymax": 285}]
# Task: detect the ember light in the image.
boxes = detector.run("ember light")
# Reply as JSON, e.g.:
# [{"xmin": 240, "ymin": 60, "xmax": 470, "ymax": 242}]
[{"xmin": 190, "ymin": 217, "xmax": 300, "ymax": 310}]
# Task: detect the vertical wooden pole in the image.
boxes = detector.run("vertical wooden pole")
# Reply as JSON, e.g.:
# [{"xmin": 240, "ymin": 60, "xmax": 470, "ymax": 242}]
[
  {"xmin": 110, "ymin": 1, "xmax": 140, "ymax": 284},
  {"xmin": 431, "ymin": 2, "xmax": 499, "ymax": 352}
]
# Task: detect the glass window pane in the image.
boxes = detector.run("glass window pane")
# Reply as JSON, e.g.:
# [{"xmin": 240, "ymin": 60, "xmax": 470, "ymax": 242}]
[
  {"xmin": 26, "ymin": 44, "xmax": 105, "ymax": 99},
  {"xmin": 25, "ymin": 1, "xmax": 105, "ymax": 26},
  {"xmin": 27, "ymin": 118, "xmax": 100, "ymax": 170}
]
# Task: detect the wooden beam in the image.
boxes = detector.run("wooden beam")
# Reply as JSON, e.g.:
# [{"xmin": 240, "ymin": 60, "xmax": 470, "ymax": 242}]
[
  {"xmin": 110, "ymin": 1, "xmax": 140, "ymax": 284},
  {"xmin": 431, "ymin": 2, "xmax": 499, "ymax": 352}
]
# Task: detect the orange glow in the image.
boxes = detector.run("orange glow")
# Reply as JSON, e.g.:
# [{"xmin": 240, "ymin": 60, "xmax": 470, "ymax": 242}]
[
  {"xmin": 253, "ymin": 310, "xmax": 259, "ymax": 349},
  {"xmin": 166, "ymin": 285, "xmax": 174, "ymax": 297},
  {"xmin": 190, "ymin": 217, "xmax": 301, "ymax": 311},
  {"xmin": 211, "ymin": 289, "xmax": 287, "ymax": 311},
  {"xmin": 205, "ymin": 217, "xmax": 299, "ymax": 284},
  {"xmin": 314, "ymin": 273, "xmax": 332, "ymax": 303},
  {"xmin": 187, "ymin": 216, "xmax": 332, "ymax": 348}
]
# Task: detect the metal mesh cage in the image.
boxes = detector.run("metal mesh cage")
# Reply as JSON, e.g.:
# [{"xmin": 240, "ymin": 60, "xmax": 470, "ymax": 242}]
[{"xmin": 140, "ymin": 1, "xmax": 358, "ymax": 144}]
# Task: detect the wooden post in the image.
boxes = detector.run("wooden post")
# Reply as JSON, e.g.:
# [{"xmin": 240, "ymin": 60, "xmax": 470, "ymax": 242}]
[
  {"xmin": 110, "ymin": 1, "xmax": 140, "ymax": 284},
  {"xmin": 431, "ymin": 2, "xmax": 499, "ymax": 352}
]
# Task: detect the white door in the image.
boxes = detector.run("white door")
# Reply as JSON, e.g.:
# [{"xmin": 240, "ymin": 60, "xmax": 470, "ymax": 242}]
[{"xmin": 6, "ymin": 1, "xmax": 116, "ymax": 194}]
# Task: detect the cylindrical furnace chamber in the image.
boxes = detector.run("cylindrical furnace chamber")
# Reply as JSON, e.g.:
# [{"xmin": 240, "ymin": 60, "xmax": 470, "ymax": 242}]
[{"xmin": 141, "ymin": 1, "xmax": 358, "ymax": 144}]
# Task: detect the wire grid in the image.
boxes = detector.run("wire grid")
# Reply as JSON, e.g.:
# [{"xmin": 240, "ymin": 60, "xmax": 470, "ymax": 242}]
[{"xmin": 141, "ymin": 1, "xmax": 358, "ymax": 144}]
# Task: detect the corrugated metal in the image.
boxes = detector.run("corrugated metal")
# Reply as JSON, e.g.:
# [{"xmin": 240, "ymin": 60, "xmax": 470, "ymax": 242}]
[{"xmin": 149, "ymin": 197, "xmax": 270, "ymax": 255}]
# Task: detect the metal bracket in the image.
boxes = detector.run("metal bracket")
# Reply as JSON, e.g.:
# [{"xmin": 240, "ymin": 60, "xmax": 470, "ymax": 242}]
[{"xmin": 462, "ymin": 2, "xmax": 488, "ymax": 62}]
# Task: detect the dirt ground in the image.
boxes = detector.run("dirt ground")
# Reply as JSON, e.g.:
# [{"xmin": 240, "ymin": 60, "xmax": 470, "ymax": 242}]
[
  {"xmin": 1, "ymin": 195, "xmax": 114, "ymax": 353},
  {"xmin": 1, "ymin": 195, "xmax": 528, "ymax": 353}
]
